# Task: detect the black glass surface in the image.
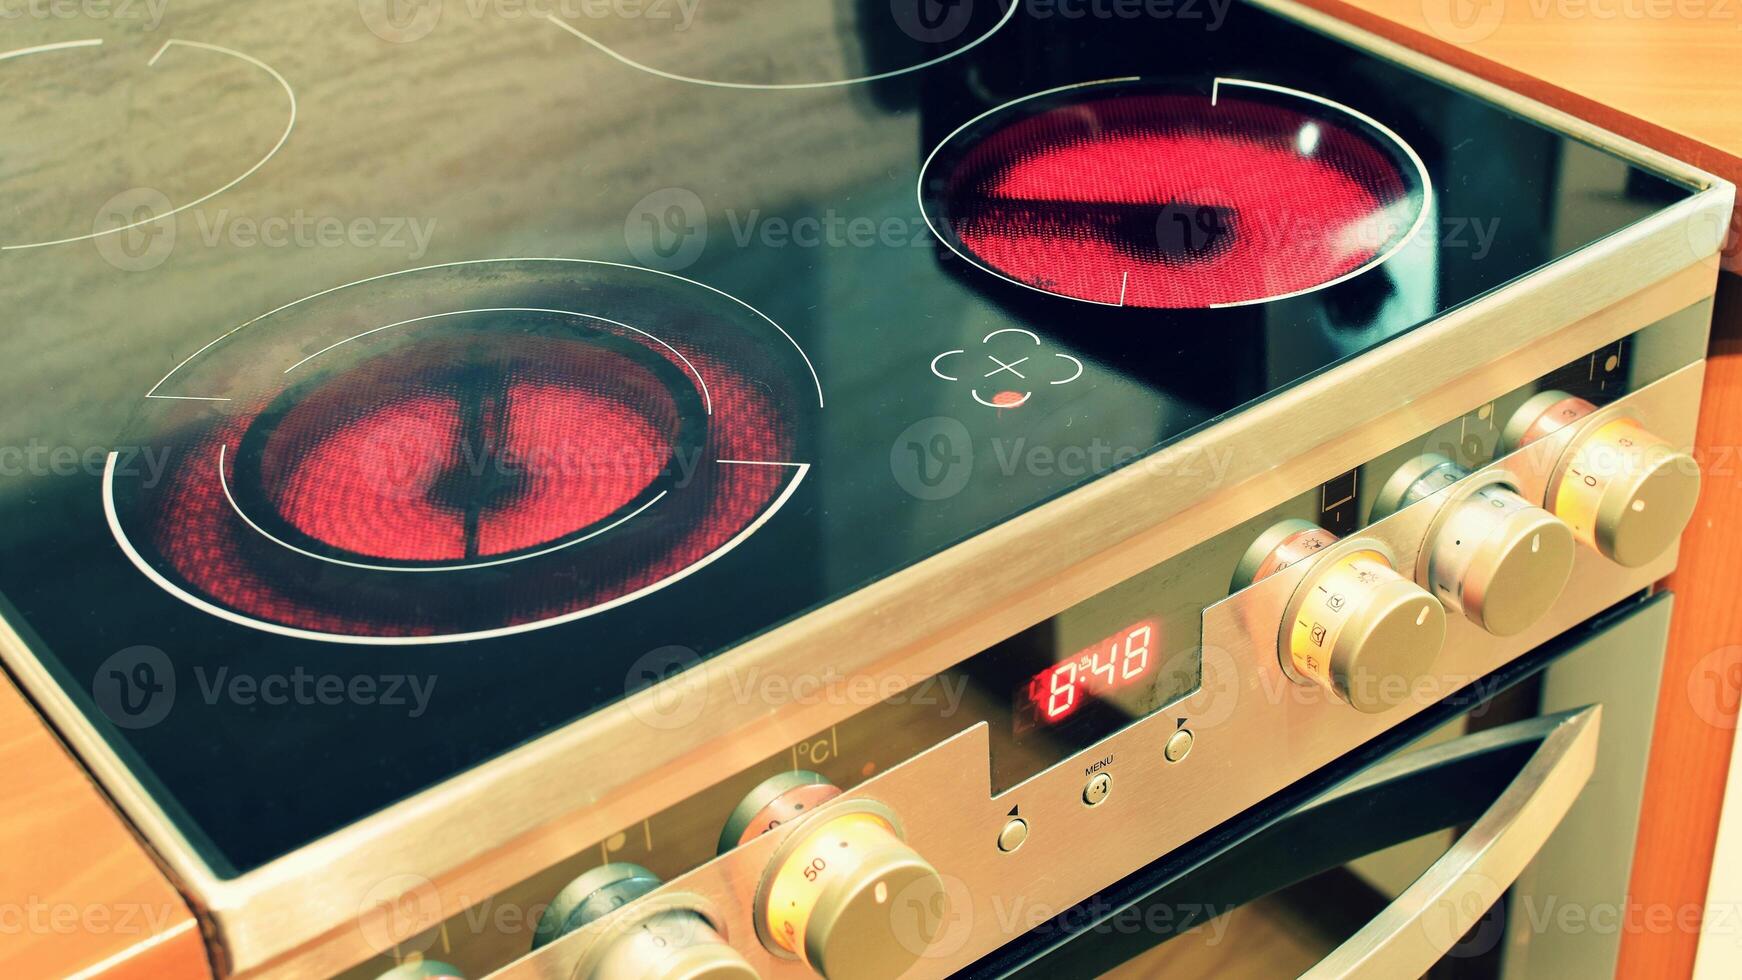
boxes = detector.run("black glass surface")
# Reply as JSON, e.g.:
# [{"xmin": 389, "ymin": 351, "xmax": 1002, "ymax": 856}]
[{"xmin": 0, "ymin": 0, "xmax": 1695, "ymax": 874}]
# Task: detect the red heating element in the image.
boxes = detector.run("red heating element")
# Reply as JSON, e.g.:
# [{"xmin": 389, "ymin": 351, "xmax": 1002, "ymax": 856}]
[
  {"xmin": 933, "ymin": 87, "xmax": 1420, "ymax": 308},
  {"xmin": 145, "ymin": 327, "xmax": 795, "ymax": 637},
  {"xmin": 248, "ymin": 336, "xmax": 687, "ymax": 565}
]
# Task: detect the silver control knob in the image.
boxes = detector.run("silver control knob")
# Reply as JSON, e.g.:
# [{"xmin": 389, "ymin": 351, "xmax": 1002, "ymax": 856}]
[
  {"xmin": 374, "ymin": 963, "xmax": 465, "ymax": 980},
  {"xmin": 534, "ymin": 863, "xmax": 757, "ymax": 980},
  {"xmin": 1376, "ymin": 454, "xmax": 1575, "ymax": 636},
  {"xmin": 1505, "ymin": 391, "xmax": 1700, "ymax": 567}
]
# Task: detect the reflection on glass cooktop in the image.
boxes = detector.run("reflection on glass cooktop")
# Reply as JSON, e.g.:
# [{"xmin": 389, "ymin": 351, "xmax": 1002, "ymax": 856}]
[{"xmin": 0, "ymin": 0, "xmax": 1694, "ymax": 874}]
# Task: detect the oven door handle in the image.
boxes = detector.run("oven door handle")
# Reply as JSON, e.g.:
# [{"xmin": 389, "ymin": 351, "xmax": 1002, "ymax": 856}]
[{"xmin": 1301, "ymin": 703, "xmax": 1601, "ymax": 979}]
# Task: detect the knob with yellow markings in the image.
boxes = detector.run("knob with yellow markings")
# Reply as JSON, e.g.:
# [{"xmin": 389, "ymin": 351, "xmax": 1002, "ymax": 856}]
[
  {"xmin": 1504, "ymin": 391, "xmax": 1700, "ymax": 567},
  {"xmin": 734, "ymin": 779, "xmax": 944, "ymax": 980},
  {"xmin": 1238, "ymin": 521, "xmax": 1447, "ymax": 712},
  {"xmin": 1374, "ymin": 455, "xmax": 1575, "ymax": 636},
  {"xmin": 533, "ymin": 863, "xmax": 757, "ymax": 980}
]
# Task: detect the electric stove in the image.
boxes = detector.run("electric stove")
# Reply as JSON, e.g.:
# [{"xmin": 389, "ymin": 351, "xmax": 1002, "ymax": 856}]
[{"xmin": 0, "ymin": 1, "xmax": 1731, "ymax": 977}]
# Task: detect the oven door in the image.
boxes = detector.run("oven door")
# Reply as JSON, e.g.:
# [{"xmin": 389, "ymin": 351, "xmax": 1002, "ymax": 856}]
[{"xmin": 964, "ymin": 593, "xmax": 1673, "ymax": 979}]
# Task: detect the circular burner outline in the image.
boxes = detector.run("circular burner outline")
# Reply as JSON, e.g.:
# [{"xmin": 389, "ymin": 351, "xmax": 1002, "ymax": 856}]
[
  {"xmin": 104, "ymin": 258, "xmax": 818, "ymax": 646},
  {"xmin": 142, "ymin": 258, "xmax": 824, "ymax": 407},
  {"xmin": 105, "ymin": 455, "xmax": 810, "ymax": 645},
  {"xmin": 916, "ymin": 76, "xmax": 1434, "ymax": 309},
  {"xmin": 545, "ymin": 1, "xmax": 1016, "ymax": 92},
  {"xmin": 0, "ymin": 38, "xmax": 296, "ymax": 252},
  {"xmin": 222, "ymin": 310, "xmax": 710, "ymax": 573}
]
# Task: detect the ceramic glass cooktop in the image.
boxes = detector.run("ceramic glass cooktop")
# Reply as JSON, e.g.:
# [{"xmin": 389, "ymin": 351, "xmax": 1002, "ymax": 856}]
[{"xmin": 0, "ymin": 0, "xmax": 1695, "ymax": 874}]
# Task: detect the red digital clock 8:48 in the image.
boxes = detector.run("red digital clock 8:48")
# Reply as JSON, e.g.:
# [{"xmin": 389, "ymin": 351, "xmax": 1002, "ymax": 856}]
[{"xmin": 1024, "ymin": 619, "xmax": 1162, "ymax": 725}]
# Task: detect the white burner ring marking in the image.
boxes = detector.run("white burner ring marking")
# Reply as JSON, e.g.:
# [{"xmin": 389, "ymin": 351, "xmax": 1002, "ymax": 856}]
[
  {"xmin": 929, "ymin": 349, "xmax": 964, "ymax": 382},
  {"xmin": 916, "ymin": 77, "xmax": 1435, "ymax": 310},
  {"xmin": 144, "ymin": 258, "xmax": 824, "ymax": 409},
  {"xmin": 281, "ymin": 306, "xmax": 715, "ymax": 416},
  {"xmin": 544, "ymin": 1, "xmax": 1016, "ymax": 92},
  {"xmin": 103, "ymin": 454, "xmax": 811, "ymax": 645},
  {"xmin": 0, "ymin": 38, "xmax": 297, "ymax": 252}
]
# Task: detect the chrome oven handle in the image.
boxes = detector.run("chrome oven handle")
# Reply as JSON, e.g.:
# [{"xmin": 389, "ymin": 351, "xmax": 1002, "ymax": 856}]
[{"xmin": 1300, "ymin": 704, "xmax": 1601, "ymax": 979}]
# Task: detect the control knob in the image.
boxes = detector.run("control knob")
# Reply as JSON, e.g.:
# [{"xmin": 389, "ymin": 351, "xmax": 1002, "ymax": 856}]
[
  {"xmin": 533, "ymin": 863, "xmax": 757, "ymax": 980},
  {"xmin": 1235, "ymin": 519, "xmax": 1447, "ymax": 712},
  {"xmin": 374, "ymin": 963, "xmax": 466, "ymax": 980},
  {"xmin": 728, "ymin": 772, "xmax": 945, "ymax": 980},
  {"xmin": 1504, "ymin": 390, "xmax": 1700, "ymax": 567},
  {"xmin": 1373, "ymin": 454, "xmax": 1576, "ymax": 636}
]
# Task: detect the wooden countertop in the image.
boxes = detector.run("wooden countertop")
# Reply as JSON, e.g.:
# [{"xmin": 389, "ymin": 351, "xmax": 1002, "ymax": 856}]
[
  {"xmin": 0, "ymin": 673, "xmax": 208, "ymax": 979},
  {"xmin": 1297, "ymin": 0, "xmax": 1742, "ymax": 269}
]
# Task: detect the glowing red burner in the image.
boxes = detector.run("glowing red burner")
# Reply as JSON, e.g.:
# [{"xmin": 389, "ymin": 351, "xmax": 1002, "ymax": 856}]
[
  {"xmin": 238, "ymin": 334, "xmax": 696, "ymax": 567},
  {"xmin": 926, "ymin": 82, "xmax": 1424, "ymax": 308},
  {"xmin": 134, "ymin": 321, "xmax": 799, "ymax": 639}
]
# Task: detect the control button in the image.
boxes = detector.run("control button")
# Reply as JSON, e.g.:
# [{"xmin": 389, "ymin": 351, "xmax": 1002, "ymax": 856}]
[
  {"xmin": 1082, "ymin": 771, "xmax": 1112, "ymax": 806},
  {"xmin": 533, "ymin": 864, "xmax": 757, "ymax": 980},
  {"xmin": 760, "ymin": 805, "xmax": 944, "ymax": 980},
  {"xmin": 1163, "ymin": 728, "xmax": 1194, "ymax": 763},
  {"xmin": 1505, "ymin": 391, "xmax": 1700, "ymax": 567},
  {"xmin": 374, "ymin": 962, "xmax": 465, "ymax": 980},
  {"xmin": 1381, "ymin": 455, "xmax": 1576, "ymax": 636},
  {"xmin": 997, "ymin": 817, "xmax": 1029, "ymax": 852},
  {"xmin": 720, "ymin": 770, "xmax": 843, "ymax": 853}
]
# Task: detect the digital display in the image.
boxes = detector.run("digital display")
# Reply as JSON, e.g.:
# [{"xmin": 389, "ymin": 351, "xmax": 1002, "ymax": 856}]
[{"xmin": 1022, "ymin": 620, "xmax": 1161, "ymax": 725}]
